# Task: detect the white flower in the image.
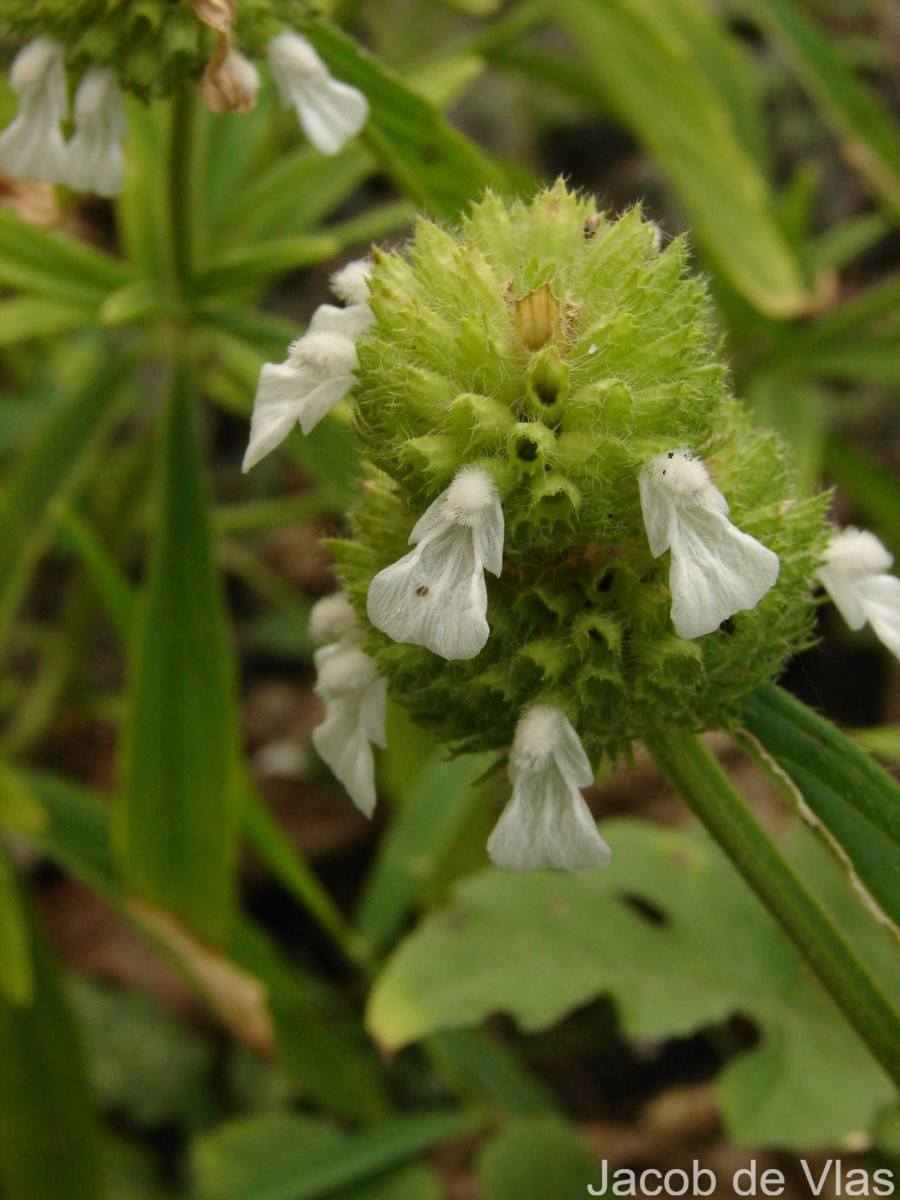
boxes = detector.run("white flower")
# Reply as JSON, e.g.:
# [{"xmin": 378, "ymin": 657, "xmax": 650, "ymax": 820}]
[
  {"xmin": 310, "ymin": 591, "xmax": 360, "ymax": 647},
  {"xmin": 64, "ymin": 68, "xmax": 127, "ymax": 197},
  {"xmin": 0, "ymin": 39, "xmax": 69, "ymax": 184},
  {"xmin": 639, "ymin": 449, "xmax": 779, "ymax": 639},
  {"xmin": 366, "ymin": 466, "xmax": 504, "ymax": 660},
  {"xmin": 242, "ymin": 298, "xmax": 373, "ymax": 472},
  {"xmin": 817, "ymin": 528, "xmax": 900, "ymax": 660},
  {"xmin": 267, "ymin": 31, "xmax": 368, "ymax": 156},
  {"xmin": 330, "ymin": 259, "xmax": 371, "ymax": 307},
  {"xmin": 311, "ymin": 601, "xmax": 386, "ymax": 817},
  {"xmin": 487, "ymin": 706, "xmax": 611, "ymax": 871}
]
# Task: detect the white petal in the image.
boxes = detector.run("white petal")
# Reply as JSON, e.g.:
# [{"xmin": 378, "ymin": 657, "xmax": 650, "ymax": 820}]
[
  {"xmin": 64, "ymin": 69, "xmax": 127, "ymax": 197},
  {"xmin": 0, "ymin": 41, "xmax": 69, "ymax": 184},
  {"xmin": 817, "ymin": 529, "xmax": 895, "ymax": 633},
  {"xmin": 489, "ymin": 709, "xmax": 608, "ymax": 871},
  {"xmin": 639, "ymin": 473, "xmax": 674, "ymax": 559},
  {"xmin": 668, "ymin": 506, "xmax": 779, "ymax": 639},
  {"xmin": 359, "ymin": 676, "xmax": 388, "ymax": 747},
  {"xmin": 242, "ymin": 361, "xmax": 306, "ymax": 471},
  {"xmin": 303, "ymin": 301, "xmax": 373, "ymax": 342},
  {"xmin": 817, "ymin": 563, "xmax": 868, "ymax": 630},
  {"xmin": 367, "ymin": 526, "xmax": 490, "ymax": 660},
  {"xmin": 487, "ymin": 771, "xmax": 612, "ymax": 871},
  {"xmin": 267, "ymin": 31, "xmax": 368, "ymax": 156},
  {"xmin": 294, "ymin": 77, "xmax": 368, "ymax": 156},
  {"xmin": 312, "ymin": 695, "xmax": 378, "ymax": 817},
  {"xmin": 859, "ymin": 574, "xmax": 900, "ymax": 660}
]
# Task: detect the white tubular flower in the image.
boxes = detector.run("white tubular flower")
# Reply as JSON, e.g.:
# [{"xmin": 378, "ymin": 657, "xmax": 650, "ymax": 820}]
[
  {"xmin": 367, "ymin": 466, "xmax": 505, "ymax": 661},
  {"xmin": 267, "ymin": 31, "xmax": 368, "ymax": 156},
  {"xmin": 0, "ymin": 39, "xmax": 69, "ymax": 184},
  {"xmin": 487, "ymin": 706, "xmax": 611, "ymax": 871},
  {"xmin": 639, "ymin": 449, "xmax": 779, "ymax": 640},
  {"xmin": 817, "ymin": 528, "xmax": 900, "ymax": 660},
  {"xmin": 312, "ymin": 644, "xmax": 387, "ymax": 817},
  {"xmin": 65, "ymin": 68, "xmax": 127, "ymax": 197},
  {"xmin": 242, "ymin": 299, "xmax": 373, "ymax": 472}
]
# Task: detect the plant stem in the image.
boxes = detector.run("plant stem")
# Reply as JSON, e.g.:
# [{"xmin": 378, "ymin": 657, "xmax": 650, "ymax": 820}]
[
  {"xmin": 646, "ymin": 729, "xmax": 900, "ymax": 1089},
  {"xmin": 166, "ymin": 86, "xmax": 202, "ymax": 292}
]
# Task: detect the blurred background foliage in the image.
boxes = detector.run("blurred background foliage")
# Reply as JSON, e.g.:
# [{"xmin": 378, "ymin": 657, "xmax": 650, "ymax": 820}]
[{"xmin": 0, "ymin": 0, "xmax": 898, "ymax": 1196}]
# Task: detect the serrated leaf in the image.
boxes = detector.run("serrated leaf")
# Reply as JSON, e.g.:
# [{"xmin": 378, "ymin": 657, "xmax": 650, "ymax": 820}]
[
  {"xmin": 117, "ymin": 357, "xmax": 240, "ymax": 945},
  {"xmin": 367, "ymin": 820, "xmax": 897, "ymax": 1146},
  {"xmin": 0, "ymin": 919, "xmax": 105, "ymax": 1200},
  {"xmin": 301, "ymin": 20, "xmax": 507, "ymax": 219},
  {"xmin": 552, "ymin": 0, "xmax": 813, "ymax": 316},
  {"xmin": 741, "ymin": 684, "xmax": 900, "ymax": 935}
]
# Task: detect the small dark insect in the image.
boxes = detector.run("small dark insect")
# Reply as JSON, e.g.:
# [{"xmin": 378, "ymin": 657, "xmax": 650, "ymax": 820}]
[
  {"xmin": 583, "ymin": 214, "xmax": 599, "ymax": 240},
  {"xmin": 415, "ymin": 586, "xmax": 429, "ymax": 596}
]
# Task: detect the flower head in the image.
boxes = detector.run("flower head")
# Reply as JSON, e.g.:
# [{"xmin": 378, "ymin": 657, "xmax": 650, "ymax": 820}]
[
  {"xmin": 487, "ymin": 706, "xmax": 611, "ymax": 871},
  {"xmin": 0, "ymin": 39, "xmax": 69, "ymax": 184},
  {"xmin": 267, "ymin": 32, "xmax": 368, "ymax": 157},
  {"xmin": 366, "ymin": 466, "xmax": 504, "ymax": 660},
  {"xmin": 311, "ymin": 604, "xmax": 386, "ymax": 817},
  {"xmin": 817, "ymin": 529, "xmax": 900, "ymax": 660},
  {"xmin": 639, "ymin": 449, "xmax": 780, "ymax": 639},
  {"xmin": 64, "ymin": 68, "xmax": 127, "ymax": 197},
  {"xmin": 243, "ymin": 284, "xmax": 373, "ymax": 472}
]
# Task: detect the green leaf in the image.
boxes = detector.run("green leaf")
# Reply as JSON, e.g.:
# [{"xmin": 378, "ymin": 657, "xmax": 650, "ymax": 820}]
[
  {"xmin": 117, "ymin": 356, "xmax": 240, "ymax": 945},
  {"xmin": 356, "ymin": 753, "xmax": 493, "ymax": 950},
  {"xmin": 742, "ymin": 0, "xmax": 900, "ymax": 214},
  {"xmin": 478, "ymin": 1117, "xmax": 600, "ymax": 1199},
  {"xmin": 51, "ymin": 502, "xmax": 137, "ymax": 638},
  {"xmin": 0, "ymin": 296, "xmax": 100, "ymax": 346},
  {"xmin": 0, "ymin": 209, "xmax": 132, "ymax": 302},
  {"xmin": 551, "ymin": 0, "xmax": 813, "ymax": 316},
  {"xmin": 0, "ymin": 353, "xmax": 135, "ymax": 652},
  {"xmin": 21, "ymin": 767, "xmax": 390, "ymax": 1123},
  {"xmin": 741, "ymin": 684, "xmax": 900, "ymax": 935},
  {"xmin": 0, "ymin": 918, "xmax": 105, "ymax": 1200},
  {"xmin": 194, "ymin": 1109, "xmax": 480, "ymax": 1200},
  {"xmin": 214, "ymin": 142, "xmax": 374, "ymax": 247},
  {"xmin": 191, "ymin": 234, "xmax": 342, "ymax": 298},
  {"xmin": 0, "ymin": 849, "xmax": 32, "ymax": 1006},
  {"xmin": 301, "ymin": 20, "xmax": 507, "ymax": 219},
  {"xmin": 368, "ymin": 820, "xmax": 897, "ymax": 1146}
]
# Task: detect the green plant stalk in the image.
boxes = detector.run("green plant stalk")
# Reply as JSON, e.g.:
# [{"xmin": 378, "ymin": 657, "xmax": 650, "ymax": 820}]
[
  {"xmin": 166, "ymin": 86, "xmax": 202, "ymax": 292},
  {"xmin": 647, "ymin": 729, "xmax": 900, "ymax": 1089}
]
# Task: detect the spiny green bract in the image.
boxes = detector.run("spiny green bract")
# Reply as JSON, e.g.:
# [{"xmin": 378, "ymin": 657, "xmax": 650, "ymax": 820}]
[
  {"xmin": 332, "ymin": 182, "xmax": 829, "ymax": 764},
  {"xmin": 0, "ymin": 0, "xmax": 295, "ymax": 100}
]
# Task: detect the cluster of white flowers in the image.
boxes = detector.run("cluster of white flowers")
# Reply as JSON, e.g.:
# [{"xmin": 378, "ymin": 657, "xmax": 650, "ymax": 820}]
[
  {"xmin": 248, "ymin": 344, "xmax": 900, "ymax": 870},
  {"xmin": 0, "ymin": 32, "xmax": 367, "ymax": 196},
  {"xmin": 0, "ymin": 40, "xmax": 125, "ymax": 197}
]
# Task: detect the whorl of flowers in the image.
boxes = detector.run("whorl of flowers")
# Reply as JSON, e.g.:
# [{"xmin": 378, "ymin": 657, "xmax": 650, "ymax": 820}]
[{"xmin": 248, "ymin": 182, "xmax": 898, "ymax": 870}]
